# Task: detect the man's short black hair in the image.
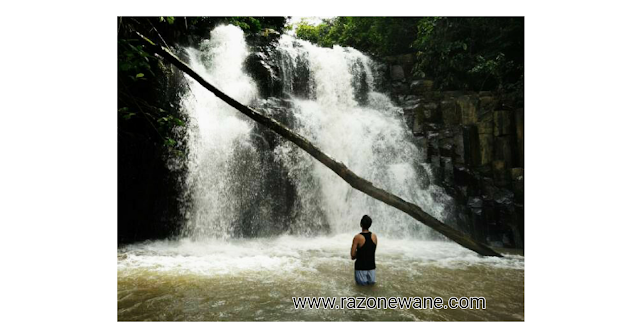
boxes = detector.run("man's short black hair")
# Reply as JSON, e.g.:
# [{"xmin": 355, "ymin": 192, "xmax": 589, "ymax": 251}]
[{"xmin": 360, "ymin": 215, "xmax": 372, "ymax": 229}]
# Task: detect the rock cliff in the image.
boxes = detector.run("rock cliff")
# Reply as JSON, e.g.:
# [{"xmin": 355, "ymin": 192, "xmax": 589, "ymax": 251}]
[{"xmin": 384, "ymin": 53, "xmax": 524, "ymax": 249}]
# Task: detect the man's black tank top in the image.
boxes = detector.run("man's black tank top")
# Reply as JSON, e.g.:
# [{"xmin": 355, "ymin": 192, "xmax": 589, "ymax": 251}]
[{"xmin": 355, "ymin": 232, "xmax": 376, "ymax": 270}]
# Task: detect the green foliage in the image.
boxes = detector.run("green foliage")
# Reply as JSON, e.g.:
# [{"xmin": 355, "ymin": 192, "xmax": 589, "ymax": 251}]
[
  {"xmin": 118, "ymin": 17, "xmax": 188, "ymax": 154},
  {"xmin": 119, "ymin": 107, "xmax": 136, "ymax": 120},
  {"xmin": 227, "ymin": 17, "xmax": 262, "ymax": 33},
  {"xmin": 412, "ymin": 17, "xmax": 524, "ymax": 93},
  {"xmin": 158, "ymin": 16, "xmax": 175, "ymax": 24},
  {"xmin": 295, "ymin": 17, "xmax": 420, "ymax": 56},
  {"xmin": 118, "ymin": 16, "xmax": 288, "ymax": 154},
  {"xmin": 118, "ymin": 38, "xmax": 155, "ymax": 82},
  {"xmin": 157, "ymin": 113, "xmax": 185, "ymax": 130},
  {"xmin": 294, "ymin": 17, "xmax": 523, "ymax": 97},
  {"xmin": 226, "ymin": 17, "xmax": 288, "ymax": 34},
  {"xmin": 295, "ymin": 21, "xmax": 323, "ymax": 45}
]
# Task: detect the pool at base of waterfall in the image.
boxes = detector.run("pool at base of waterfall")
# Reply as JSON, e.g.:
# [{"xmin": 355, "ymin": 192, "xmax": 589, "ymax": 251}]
[{"xmin": 118, "ymin": 234, "xmax": 523, "ymax": 321}]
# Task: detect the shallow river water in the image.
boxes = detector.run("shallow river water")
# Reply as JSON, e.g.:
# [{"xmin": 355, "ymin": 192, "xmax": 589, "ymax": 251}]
[{"xmin": 118, "ymin": 234, "xmax": 523, "ymax": 321}]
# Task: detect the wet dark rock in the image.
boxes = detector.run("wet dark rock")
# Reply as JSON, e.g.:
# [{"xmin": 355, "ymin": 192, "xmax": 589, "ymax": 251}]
[
  {"xmin": 441, "ymin": 98, "xmax": 461, "ymax": 125},
  {"xmin": 492, "ymin": 160, "xmax": 510, "ymax": 187},
  {"xmin": 355, "ymin": 53, "xmax": 525, "ymax": 248},
  {"xmin": 515, "ymin": 108, "xmax": 524, "ymax": 167},
  {"xmin": 461, "ymin": 125, "xmax": 480, "ymax": 166},
  {"xmin": 456, "ymin": 95, "xmax": 479, "ymax": 125},
  {"xmin": 410, "ymin": 79, "xmax": 434, "ymax": 94},
  {"xmin": 478, "ymin": 133, "xmax": 494, "ymax": 166},
  {"xmin": 494, "ymin": 188, "xmax": 515, "ymax": 205},
  {"xmin": 439, "ymin": 141, "xmax": 454, "ymax": 158},
  {"xmin": 390, "ymin": 65, "xmax": 405, "ymax": 81},
  {"xmin": 467, "ymin": 197, "xmax": 483, "ymax": 217},
  {"xmin": 511, "ymin": 168, "xmax": 524, "ymax": 204},
  {"xmin": 254, "ymin": 98, "xmax": 295, "ymax": 129},
  {"xmin": 441, "ymin": 157, "xmax": 454, "ymax": 184},
  {"xmin": 480, "ymin": 177, "xmax": 499, "ymax": 202},
  {"xmin": 400, "ymin": 94, "xmax": 421, "ymax": 105},
  {"xmin": 386, "ymin": 53, "xmax": 415, "ymax": 80},
  {"xmin": 246, "ymin": 29, "xmax": 281, "ymax": 47},
  {"xmin": 245, "ymin": 50, "xmax": 283, "ymax": 98},
  {"xmin": 468, "ymin": 196, "xmax": 483, "ymax": 208},
  {"xmin": 421, "ymin": 102, "xmax": 440, "ymax": 123},
  {"xmin": 412, "ymin": 111, "xmax": 425, "ymax": 136},
  {"xmin": 494, "ymin": 110, "xmax": 513, "ymax": 136},
  {"xmin": 476, "ymin": 164, "xmax": 493, "ymax": 178},
  {"xmin": 510, "ymin": 167, "xmax": 524, "ymax": 180},
  {"xmin": 479, "ymin": 95, "xmax": 497, "ymax": 111},
  {"xmin": 454, "ymin": 166, "xmax": 478, "ymax": 190},
  {"xmin": 391, "ymin": 81, "xmax": 409, "ymax": 95},
  {"xmin": 496, "ymin": 135, "xmax": 515, "ymax": 169}
]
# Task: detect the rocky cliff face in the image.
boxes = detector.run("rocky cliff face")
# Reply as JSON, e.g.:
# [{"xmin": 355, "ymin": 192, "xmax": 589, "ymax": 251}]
[{"xmin": 384, "ymin": 54, "xmax": 524, "ymax": 249}]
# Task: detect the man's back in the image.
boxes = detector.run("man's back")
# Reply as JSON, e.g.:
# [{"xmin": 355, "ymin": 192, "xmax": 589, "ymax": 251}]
[
  {"xmin": 351, "ymin": 215, "xmax": 377, "ymax": 285},
  {"xmin": 354, "ymin": 232, "xmax": 377, "ymax": 270}
]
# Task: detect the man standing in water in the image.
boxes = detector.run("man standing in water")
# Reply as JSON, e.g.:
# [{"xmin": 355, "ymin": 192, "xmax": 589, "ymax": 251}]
[{"xmin": 351, "ymin": 215, "xmax": 377, "ymax": 285}]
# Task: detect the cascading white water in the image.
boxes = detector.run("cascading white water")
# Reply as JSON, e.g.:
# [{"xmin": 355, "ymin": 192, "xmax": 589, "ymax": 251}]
[
  {"xmin": 274, "ymin": 35, "xmax": 453, "ymax": 238},
  {"xmin": 180, "ymin": 26, "xmax": 262, "ymax": 239},
  {"xmin": 180, "ymin": 26, "xmax": 454, "ymax": 240},
  {"xmin": 118, "ymin": 25, "xmax": 524, "ymax": 321}
]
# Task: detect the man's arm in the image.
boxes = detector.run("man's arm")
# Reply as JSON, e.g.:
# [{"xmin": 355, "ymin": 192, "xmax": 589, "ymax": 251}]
[{"xmin": 351, "ymin": 235, "xmax": 360, "ymax": 260}]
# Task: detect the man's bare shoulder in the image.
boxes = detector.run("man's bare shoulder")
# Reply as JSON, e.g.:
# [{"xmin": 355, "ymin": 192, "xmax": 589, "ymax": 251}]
[
  {"xmin": 353, "ymin": 234, "xmax": 365, "ymax": 241},
  {"xmin": 371, "ymin": 233, "xmax": 378, "ymax": 243}
]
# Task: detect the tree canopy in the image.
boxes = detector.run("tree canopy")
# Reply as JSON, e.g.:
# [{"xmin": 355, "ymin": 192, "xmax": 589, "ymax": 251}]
[
  {"xmin": 295, "ymin": 17, "xmax": 524, "ymax": 98},
  {"xmin": 118, "ymin": 17, "xmax": 288, "ymax": 153}
]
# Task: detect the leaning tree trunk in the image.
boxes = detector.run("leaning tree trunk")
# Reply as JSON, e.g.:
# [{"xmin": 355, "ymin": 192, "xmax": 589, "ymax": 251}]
[{"xmin": 136, "ymin": 32, "xmax": 503, "ymax": 257}]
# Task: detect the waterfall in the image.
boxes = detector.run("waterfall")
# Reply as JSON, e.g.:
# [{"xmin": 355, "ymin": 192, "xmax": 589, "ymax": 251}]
[
  {"xmin": 179, "ymin": 25, "xmax": 262, "ymax": 239},
  {"xmin": 119, "ymin": 25, "xmax": 525, "ymax": 322},
  {"xmin": 179, "ymin": 25, "xmax": 454, "ymax": 240}
]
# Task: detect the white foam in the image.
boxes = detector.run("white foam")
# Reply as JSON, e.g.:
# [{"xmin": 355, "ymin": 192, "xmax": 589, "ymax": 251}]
[{"xmin": 118, "ymin": 235, "xmax": 523, "ymax": 277}]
